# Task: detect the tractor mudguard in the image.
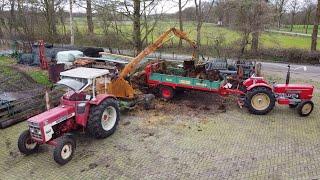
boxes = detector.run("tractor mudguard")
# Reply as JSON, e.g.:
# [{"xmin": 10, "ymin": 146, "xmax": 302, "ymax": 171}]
[
  {"xmin": 90, "ymin": 94, "xmax": 117, "ymax": 105},
  {"xmin": 246, "ymin": 83, "xmax": 273, "ymax": 92}
]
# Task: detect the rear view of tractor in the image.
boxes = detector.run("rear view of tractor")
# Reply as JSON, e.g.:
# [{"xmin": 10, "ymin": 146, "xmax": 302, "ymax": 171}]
[{"xmin": 18, "ymin": 68, "xmax": 120, "ymax": 165}]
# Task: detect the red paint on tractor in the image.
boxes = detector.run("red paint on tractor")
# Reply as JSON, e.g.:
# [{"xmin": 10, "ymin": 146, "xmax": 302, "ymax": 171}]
[
  {"xmin": 273, "ymin": 84, "xmax": 314, "ymax": 100},
  {"xmin": 28, "ymin": 105, "xmax": 75, "ymax": 126},
  {"xmin": 90, "ymin": 94, "xmax": 116, "ymax": 105}
]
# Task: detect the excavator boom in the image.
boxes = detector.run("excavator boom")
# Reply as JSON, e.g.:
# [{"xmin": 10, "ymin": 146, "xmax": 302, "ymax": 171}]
[{"xmin": 108, "ymin": 27, "xmax": 197, "ymax": 99}]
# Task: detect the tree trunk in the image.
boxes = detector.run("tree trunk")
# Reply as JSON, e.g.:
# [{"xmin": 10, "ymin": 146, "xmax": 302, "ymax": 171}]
[
  {"xmin": 251, "ymin": 1, "xmax": 262, "ymax": 53},
  {"xmin": 70, "ymin": 0, "xmax": 74, "ymax": 45},
  {"xmin": 178, "ymin": 0, "xmax": 183, "ymax": 48},
  {"xmin": 9, "ymin": 0, "xmax": 15, "ymax": 34},
  {"xmin": 251, "ymin": 32, "xmax": 259, "ymax": 53},
  {"xmin": 43, "ymin": 0, "xmax": 57, "ymax": 42},
  {"xmin": 290, "ymin": 13, "xmax": 295, "ymax": 32},
  {"xmin": 143, "ymin": 0, "xmax": 148, "ymax": 45},
  {"xmin": 311, "ymin": 0, "xmax": 320, "ymax": 51},
  {"xmin": 277, "ymin": 15, "xmax": 282, "ymax": 29},
  {"xmin": 133, "ymin": 0, "xmax": 142, "ymax": 53},
  {"xmin": 195, "ymin": 0, "xmax": 202, "ymax": 59},
  {"xmin": 86, "ymin": 0, "xmax": 94, "ymax": 34}
]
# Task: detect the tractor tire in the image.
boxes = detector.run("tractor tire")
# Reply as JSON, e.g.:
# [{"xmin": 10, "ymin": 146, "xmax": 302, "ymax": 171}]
[
  {"xmin": 53, "ymin": 135, "xmax": 76, "ymax": 165},
  {"xmin": 87, "ymin": 98, "xmax": 120, "ymax": 139},
  {"xmin": 159, "ymin": 86, "xmax": 175, "ymax": 100},
  {"xmin": 245, "ymin": 87, "xmax": 275, "ymax": 115},
  {"xmin": 297, "ymin": 101, "xmax": 314, "ymax": 117},
  {"xmin": 18, "ymin": 130, "xmax": 39, "ymax": 155}
]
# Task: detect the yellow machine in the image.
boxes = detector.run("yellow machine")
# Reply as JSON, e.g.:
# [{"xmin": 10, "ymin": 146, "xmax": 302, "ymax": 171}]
[{"xmin": 107, "ymin": 27, "xmax": 197, "ymax": 99}]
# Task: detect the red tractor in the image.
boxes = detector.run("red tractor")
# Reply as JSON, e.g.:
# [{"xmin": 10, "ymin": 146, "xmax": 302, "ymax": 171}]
[
  {"xmin": 144, "ymin": 61, "xmax": 314, "ymax": 116},
  {"xmin": 18, "ymin": 68, "xmax": 120, "ymax": 165},
  {"xmin": 242, "ymin": 65, "xmax": 314, "ymax": 116}
]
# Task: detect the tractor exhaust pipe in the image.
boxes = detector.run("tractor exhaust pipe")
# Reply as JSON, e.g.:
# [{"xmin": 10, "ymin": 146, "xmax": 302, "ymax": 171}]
[{"xmin": 286, "ymin": 65, "xmax": 291, "ymax": 85}]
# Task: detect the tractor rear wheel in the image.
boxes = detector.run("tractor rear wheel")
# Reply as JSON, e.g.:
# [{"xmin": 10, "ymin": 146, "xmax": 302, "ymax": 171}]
[
  {"xmin": 18, "ymin": 130, "xmax": 39, "ymax": 155},
  {"xmin": 53, "ymin": 135, "xmax": 76, "ymax": 165},
  {"xmin": 87, "ymin": 98, "xmax": 120, "ymax": 139},
  {"xmin": 159, "ymin": 86, "xmax": 175, "ymax": 100},
  {"xmin": 246, "ymin": 87, "xmax": 275, "ymax": 115},
  {"xmin": 297, "ymin": 101, "xmax": 314, "ymax": 117}
]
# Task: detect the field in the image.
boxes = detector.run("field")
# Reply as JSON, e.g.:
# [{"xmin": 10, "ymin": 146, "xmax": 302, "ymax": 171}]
[
  {"xmin": 62, "ymin": 18, "xmax": 320, "ymax": 50},
  {"xmin": 0, "ymin": 57, "xmax": 51, "ymax": 87},
  {"xmin": 0, "ymin": 57, "xmax": 320, "ymax": 179},
  {"xmin": 279, "ymin": 24, "xmax": 315, "ymax": 35}
]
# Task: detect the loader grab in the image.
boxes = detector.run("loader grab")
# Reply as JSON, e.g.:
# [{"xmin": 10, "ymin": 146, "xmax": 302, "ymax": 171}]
[{"xmin": 107, "ymin": 28, "xmax": 198, "ymax": 99}]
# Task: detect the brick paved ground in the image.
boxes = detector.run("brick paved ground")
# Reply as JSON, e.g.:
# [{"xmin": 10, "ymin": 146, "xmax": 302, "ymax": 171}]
[{"xmin": 0, "ymin": 74, "xmax": 319, "ymax": 180}]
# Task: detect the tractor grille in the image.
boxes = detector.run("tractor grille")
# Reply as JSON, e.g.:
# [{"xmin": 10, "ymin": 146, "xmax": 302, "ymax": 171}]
[{"xmin": 28, "ymin": 123, "xmax": 42, "ymax": 140}]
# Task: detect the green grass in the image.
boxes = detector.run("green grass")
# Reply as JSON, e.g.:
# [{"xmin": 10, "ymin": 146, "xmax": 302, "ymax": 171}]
[
  {"xmin": 26, "ymin": 71, "xmax": 52, "ymax": 87},
  {"xmin": 0, "ymin": 56, "xmax": 16, "ymax": 66},
  {"xmin": 59, "ymin": 19, "xmax": 320, "ymax": 50},
  {"xmin": 279, "ymin": 24, "xmax": 315, "ymax": 35}
]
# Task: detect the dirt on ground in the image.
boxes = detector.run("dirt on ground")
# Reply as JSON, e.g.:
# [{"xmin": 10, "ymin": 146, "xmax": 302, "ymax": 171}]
[{"xmin": 0, "ymin": 65, "xmax": 43, "ymax": 93}]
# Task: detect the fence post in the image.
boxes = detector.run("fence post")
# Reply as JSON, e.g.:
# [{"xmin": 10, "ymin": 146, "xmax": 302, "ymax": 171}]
[{"xmin": 45, "ymin": 90, "xmax": 51, "ymax": 110}]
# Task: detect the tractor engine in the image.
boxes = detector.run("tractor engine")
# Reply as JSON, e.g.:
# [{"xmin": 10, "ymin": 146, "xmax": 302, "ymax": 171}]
[
  {"xmin": 27, "ymin": 105, "xmax": 76, "ymax": 143},
  {"xmin": 273, "ymin": 84, "xmax": 314, "ymax": 104}
]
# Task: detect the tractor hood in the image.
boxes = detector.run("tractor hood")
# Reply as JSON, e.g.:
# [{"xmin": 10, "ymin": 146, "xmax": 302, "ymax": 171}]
[{"xmin": 27, "ymin": 105, "xmax": 75, "ymax": 126}]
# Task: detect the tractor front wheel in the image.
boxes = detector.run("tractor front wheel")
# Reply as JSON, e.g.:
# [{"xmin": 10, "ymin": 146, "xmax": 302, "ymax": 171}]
[
  {"xmin": 246, "ymin": 87, "xmax": 276, "ymax": 115},
  {"xmin": 297, "ymin": 101, "xmax": 314, "ymax": 117},
  {"xmin": 87, "ymin": 98, "xmax": 120, "ymax": 139},
  {"xmin": 159, "ymin": 86, "xmax": 175, "ymax": 100},
  {"xmin": 18, "ymin": 130, "xmax": 39, "ymax": 155},
  {"xmin": 53, "ymin": 135, "xmax": 76, "ymax": 165}
]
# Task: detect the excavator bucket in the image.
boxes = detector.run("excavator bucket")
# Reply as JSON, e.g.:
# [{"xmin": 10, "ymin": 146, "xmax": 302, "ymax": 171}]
[{"xmin": 107, "ymin": 77, "xmax": 135, "ymax": 99}]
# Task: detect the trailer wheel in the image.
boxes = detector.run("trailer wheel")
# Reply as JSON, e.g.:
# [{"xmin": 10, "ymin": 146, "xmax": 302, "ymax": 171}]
[
  {"xmin": 53, "ymin": 135, "xmax": 75, "ymax": 165},
  {"xmin": 159, "ymin": 86, "xmax": 175, "ymax": 100},
  {"xmin": 297, "ymin": 101, "xmax": 314, "ymax": 117},
  {"xmin": 18, "ymin": 130, "xmax": 39, "ymax": 155},
  {"xmin": 87, "ymin": 98, "xmax": 120, "ymax": 139},
  {"xmin": 246, "ymin": 87, "xmax": 275, "ymax": 115}
]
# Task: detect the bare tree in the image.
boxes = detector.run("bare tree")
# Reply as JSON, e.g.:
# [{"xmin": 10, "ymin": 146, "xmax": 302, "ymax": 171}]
[
  {"xmin": 303, "ymin": 0, "xmax": 314, "ymax": 34},
  {"xmin": 70, "ymin": 0, "xmax": 74, "ymax": 45},
  {"xmin": 228, "ymin": 0, "xmax": 270, "ymax": 56},
  {"xmin": 86, "ymin": 0, "xmax": 94, "ymax": 34},
  {"xmin": 272, "ymin": 0, "xmax": 288, "ymax": 29},
  {"xmin": 311, "ymin": 0, "xmax": 320, "ymax": 51},
  {"xmin": 133, "ymin": 0, "xmax": 142, "ymax": 52},
  {"xmin": 289, "ymin": 0, "xmax": 299, "ymax": 32},
  {"xmin": 39, "ymin": 0, "xmax": 64, "ymax": 42},
  {"xmin": 194, "ymin": 0, "xmax": 215, "ymax": 58},
  {"xmin": 176, "ymin": 0, "xmax": 189, "ymax": 47}
]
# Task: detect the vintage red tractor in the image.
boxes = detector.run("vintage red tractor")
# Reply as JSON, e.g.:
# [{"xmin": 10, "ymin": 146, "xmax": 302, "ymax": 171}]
[
  {"xmin": 18, "ymin": 67, "xmax": 120, "ymax": 165},
  {"xmin": 241, "ymin": 65, "xmax": 314, "ymax": 116}
]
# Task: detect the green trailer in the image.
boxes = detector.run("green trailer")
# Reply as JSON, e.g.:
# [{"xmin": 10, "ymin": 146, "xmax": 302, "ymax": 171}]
[{"xmin": 147, "ymin": 71, "xmax": 223, "ymax": 100}]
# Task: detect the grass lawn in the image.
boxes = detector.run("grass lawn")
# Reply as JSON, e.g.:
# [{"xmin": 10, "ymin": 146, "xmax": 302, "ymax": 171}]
[
  {"xmin": 59, "ymin": 19, "xmax": 320, "ymax": 50},
  {"xmin": 278, "ymin": 24, "xmax": 316, "ymax": 35}
]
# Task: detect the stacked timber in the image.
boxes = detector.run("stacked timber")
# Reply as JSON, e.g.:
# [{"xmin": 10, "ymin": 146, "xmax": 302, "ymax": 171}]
[{"xmin": 0, "ymin": 89, "xmax": 64, "ymax": 129}]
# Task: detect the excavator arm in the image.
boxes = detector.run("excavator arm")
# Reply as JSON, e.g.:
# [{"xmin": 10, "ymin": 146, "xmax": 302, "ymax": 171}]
[
  {"xmin": 107, "ymin": 27, "xmax": 197, "ymax": 99},
  {"xmin": 120, "ymin": 28, "xmax": 197, "ymax": 78}
]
